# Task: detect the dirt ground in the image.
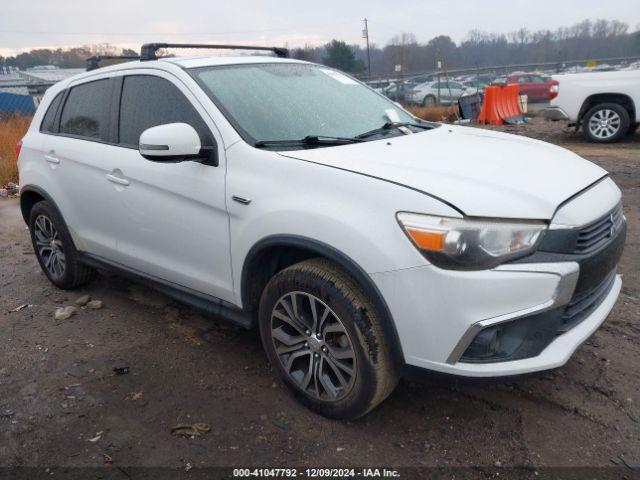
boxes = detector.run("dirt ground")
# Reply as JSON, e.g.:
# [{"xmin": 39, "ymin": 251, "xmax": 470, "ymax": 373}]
[{"xmin": 0, "ymin": 118, "xmax": 639, "ymax": 477}]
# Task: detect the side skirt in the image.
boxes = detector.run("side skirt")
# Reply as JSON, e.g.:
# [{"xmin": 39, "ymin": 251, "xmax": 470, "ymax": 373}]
[{"xmin": 77, "ymin": 252, "xmax": 252, "ymax": 329}]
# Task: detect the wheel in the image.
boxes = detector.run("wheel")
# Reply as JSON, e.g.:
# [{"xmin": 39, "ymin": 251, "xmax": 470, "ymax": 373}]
[
  {"xmin": 582, "ymin": 103, "xmax": 630, "ymax": 143},
  {"xmin": 423, "ymin": 95, "xmax": 436, "ymax": 107},
  {"xmin": 259, "ymin": 258, "xmax": 398, "ymax": 419},
  {"xmin": 29, "ymin": 201, "xmax": 95, "ymax": 289}
]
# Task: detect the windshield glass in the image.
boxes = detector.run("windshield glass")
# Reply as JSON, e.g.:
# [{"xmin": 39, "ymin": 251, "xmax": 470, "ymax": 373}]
[{"xmin": 190, "ymin": 63, "xmax": 418, "ymax": 145}]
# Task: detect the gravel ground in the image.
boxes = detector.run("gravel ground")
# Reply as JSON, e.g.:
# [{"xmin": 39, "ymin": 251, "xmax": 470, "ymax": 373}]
[{"xmin": 0, "ymin": 119, "xmax": 639, "ymax": 477}]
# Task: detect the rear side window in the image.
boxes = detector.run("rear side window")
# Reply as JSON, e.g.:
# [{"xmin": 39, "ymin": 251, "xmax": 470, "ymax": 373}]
[
  {"xmin": 118, "ymin": 75, "xmax": 212, "ymax": 147},
  {"xmin": 59, "ymin": 79, "xmax": 111, "ymax": 141},
  {"xmin": 40, "ymin": 92, "xmax": 64, "ymax": 133}
]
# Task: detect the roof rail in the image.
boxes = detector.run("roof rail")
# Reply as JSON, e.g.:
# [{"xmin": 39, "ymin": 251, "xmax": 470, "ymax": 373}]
[
  {"xmin": 139, "ymin": 43, "xmax": 289, "ymax": 61},
  {"xmin": 86, "ymin": 55, "xmax": 140, "ymax": 71}
]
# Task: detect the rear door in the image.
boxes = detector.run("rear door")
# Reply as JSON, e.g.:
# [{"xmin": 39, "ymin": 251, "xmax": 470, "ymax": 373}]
[
  {"xmin": 43, "ymin": 76, "xmax": 120, "ymax": 259},
  {"xmin": 105, "ymin": 71, "xmax": 234, "ymax": 302}
]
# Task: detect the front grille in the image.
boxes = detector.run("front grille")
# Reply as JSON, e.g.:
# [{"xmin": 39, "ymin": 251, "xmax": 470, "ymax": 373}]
[
  {"xmin": 575, "ymin": 203, "xmax": 624, "ymax": 254},
  {"xmin": 559, "ymin": 270, "xmax": 616, "ymax": 333}
]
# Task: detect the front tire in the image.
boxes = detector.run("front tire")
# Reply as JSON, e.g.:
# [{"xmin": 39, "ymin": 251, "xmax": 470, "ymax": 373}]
[
  {"xmin": 259, "ymin": 258, "xmax": 398, "ymax": 419},
  {"xmin": 582, "ymin": 103, "xmax": 629, "ymax": 143},
  {"xmin": 29, "ymin": 201, "xmax": 95, "ymax": 289}
]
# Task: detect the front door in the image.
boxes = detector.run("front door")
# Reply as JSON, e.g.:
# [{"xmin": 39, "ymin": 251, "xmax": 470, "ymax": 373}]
[{"xmin": 106, "ymin": 72, "xmax": 234, "ymax": 303}]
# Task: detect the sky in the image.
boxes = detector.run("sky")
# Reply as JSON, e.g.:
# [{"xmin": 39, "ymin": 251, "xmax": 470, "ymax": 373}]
[{"xmin": 1, "ymin": 0, "xmax": 639, "ymax": 57}]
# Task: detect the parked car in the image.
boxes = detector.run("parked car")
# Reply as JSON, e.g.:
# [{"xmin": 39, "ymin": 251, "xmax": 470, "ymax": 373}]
[
  {"xmin": 462, "ymin": 79, "xmax": 489, "ymax": 92},
  {"xmin": 544, "ymin": 69, "xmax": 639, "ymax": 143},
  {"xmin": 507, "ymin": 73, "xmax": 555, "ymax": 102},
  {"xmin": 408, "ymin": 80, "xmax": 467, "ymax": 105},
  {"xmin": 380, "ymin": 81, "xmax": 411, "ymax": 103},
  {"xmin": 18, "ymin": 47, "xmax": 626, "ymax": 419}
]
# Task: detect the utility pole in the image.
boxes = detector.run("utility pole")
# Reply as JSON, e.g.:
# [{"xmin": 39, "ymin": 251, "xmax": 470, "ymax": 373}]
[{"xmin": 362, "ymin": 18, "xmax": 371, "ymax": 78}]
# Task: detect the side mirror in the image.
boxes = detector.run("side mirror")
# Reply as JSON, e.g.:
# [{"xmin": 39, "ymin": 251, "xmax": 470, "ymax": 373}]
[{"xmin": 139, "ymin": 123, "xmax": 202, "ymax": 162}]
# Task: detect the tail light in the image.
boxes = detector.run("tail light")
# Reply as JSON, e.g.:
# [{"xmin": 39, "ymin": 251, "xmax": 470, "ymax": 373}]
[
  {"xmin": 549, "ymin": 80, "xmax": 559, "ymax": 100},
  {"xmin": 15, "ymin": 140, "xmax": 23, "ymax": 160}
]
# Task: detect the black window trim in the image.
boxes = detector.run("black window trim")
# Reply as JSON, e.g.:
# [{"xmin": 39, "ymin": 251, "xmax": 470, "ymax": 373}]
[{"xmin": 39, "ymin": 90, "xmax": 66, "ymax": 134}]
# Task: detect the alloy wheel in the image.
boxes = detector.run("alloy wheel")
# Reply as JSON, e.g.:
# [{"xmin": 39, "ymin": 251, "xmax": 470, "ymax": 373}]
[
  {"xmin": 34, "ymin": 214, "xmax": 66, "ymax": 279},
  {"xmin": 588, "ymin": 109, "xmax": 621, "ymax": 140},
  {"xmin": 270, "ymin": 291, "xmax": 357, "ymax": 401}
]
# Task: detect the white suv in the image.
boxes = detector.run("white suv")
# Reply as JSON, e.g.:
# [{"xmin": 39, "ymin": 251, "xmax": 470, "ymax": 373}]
[{"xmin": 17, "ymin": 45, "xmax": 626, "ymax": 419}]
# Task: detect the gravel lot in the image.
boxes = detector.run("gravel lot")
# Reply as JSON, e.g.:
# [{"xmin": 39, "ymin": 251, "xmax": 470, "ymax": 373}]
[{"xmin": 1, "ymin": 119, "xmax": 638, "ymax": 477}]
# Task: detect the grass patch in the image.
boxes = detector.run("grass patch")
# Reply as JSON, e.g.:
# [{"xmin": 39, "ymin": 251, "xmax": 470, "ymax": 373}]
[
  {"xmin": 0, "ymin": 115, "xmax": 32, "ymax": 186},
  {"xmin": 405, "ymin": 104, "xmax": 460, "ymax": 123}
]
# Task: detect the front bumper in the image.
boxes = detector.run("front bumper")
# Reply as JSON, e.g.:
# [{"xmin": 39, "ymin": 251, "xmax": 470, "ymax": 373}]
[{"xmin": 371, "ymin": 218, "xmax": 625, "ymax": 377}]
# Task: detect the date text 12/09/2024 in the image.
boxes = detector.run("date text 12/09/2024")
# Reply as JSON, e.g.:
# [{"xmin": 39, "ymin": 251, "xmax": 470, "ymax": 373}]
[{"xmin": 232, "ymin": 468, "xmax": 401, "ymax": 478}]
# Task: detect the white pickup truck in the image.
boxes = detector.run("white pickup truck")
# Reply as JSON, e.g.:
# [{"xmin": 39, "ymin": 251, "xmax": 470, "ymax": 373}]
[{"xmin": 544, "ymin": 69, "xmax": 639, "ymax": 143}]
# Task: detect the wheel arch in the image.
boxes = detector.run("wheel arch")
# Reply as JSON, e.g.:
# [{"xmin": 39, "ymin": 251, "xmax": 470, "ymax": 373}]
[
  {"xmin": 578, "ymin": 93, "xmax": 636, "ymax": 124},
  {"xmin": 19, "ymin": 185, "xmax": 63, "ymax": 226},
  {"xmin": 241, "ymin": 235, "xmax": 405, "ymax": 365}
]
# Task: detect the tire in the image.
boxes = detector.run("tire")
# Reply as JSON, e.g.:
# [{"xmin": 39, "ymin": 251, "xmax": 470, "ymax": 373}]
[
  {"xmin": 29, "ymin": 201, "xmax": 96, "ymax": 289},
  {"xmin": 582, "ymin": 103, "xmax": 630, "ymax": 143},
  {"xmin": 258, "ymin": 258, "xmax": 398, "ymax": 419},
  {"xmin": 422, "ymin": 95, "xmax": 436, "ymax": 107}
]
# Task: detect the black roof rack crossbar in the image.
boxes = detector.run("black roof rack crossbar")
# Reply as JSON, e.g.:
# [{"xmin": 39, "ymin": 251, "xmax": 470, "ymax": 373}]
[
  {"xmin": 86, "ymin": 55, "xmax": 140, "ymax": 71},
  {"xmin": 139, "ymin": 43, "xmax": 289, "ymax": 61}
]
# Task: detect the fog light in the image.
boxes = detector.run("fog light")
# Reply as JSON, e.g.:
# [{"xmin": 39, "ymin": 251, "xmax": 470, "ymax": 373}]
[{"xmin": 461, "ymin": 320, "xmax": 529, "ymax": 363}]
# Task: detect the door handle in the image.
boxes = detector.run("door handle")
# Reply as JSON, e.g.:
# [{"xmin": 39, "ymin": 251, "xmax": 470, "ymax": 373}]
[
  {"xmin": 44, "ymin": 153, "xmax": 60, "ymax": 164},
  {"xmin": 105, "ymin": 173, "xmax": 130, "ymax": 186}
]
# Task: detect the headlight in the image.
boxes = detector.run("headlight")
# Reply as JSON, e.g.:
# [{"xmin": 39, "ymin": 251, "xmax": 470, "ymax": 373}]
[{"xmin": 397, "ymin": 212, "xmax": 547, "ymax": 270}]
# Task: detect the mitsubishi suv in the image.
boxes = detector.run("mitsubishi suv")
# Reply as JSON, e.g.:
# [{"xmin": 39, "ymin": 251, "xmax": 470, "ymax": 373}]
[{"xmin": 17, "ymin": 44, "xmax": 626, "ymax": 419}]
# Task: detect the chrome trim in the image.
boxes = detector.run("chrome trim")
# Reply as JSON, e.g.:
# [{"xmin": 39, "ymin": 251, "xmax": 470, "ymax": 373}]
[
  {"xmin": 231, "ymin": 195, "xmax": 252, "ymax": 205},
  {"xmin": 445, "ymin": 262, "xmax": 580, "ymax": 364}
]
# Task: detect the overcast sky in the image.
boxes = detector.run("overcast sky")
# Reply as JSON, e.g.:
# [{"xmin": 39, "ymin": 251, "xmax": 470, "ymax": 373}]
[{"xmin": 1, "ymin": 0, "xmax": 639, "ymax": 56}]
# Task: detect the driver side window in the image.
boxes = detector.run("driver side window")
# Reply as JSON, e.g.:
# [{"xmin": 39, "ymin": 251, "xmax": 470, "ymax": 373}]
[{"xmin": 118, "ymin": 75, "xmax": 214, "ymax": 150}]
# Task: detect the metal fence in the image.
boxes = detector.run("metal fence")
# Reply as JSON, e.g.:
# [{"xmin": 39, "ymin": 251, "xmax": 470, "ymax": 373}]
[{"xmin": 360, "ymin": 54, "xmax": 640, "ymax": 85}]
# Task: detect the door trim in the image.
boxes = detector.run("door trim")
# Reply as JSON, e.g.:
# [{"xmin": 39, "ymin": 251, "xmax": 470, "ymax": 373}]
[{"xmin": 78, "ymin": 251, "xmax": 251, "ymax": 328}]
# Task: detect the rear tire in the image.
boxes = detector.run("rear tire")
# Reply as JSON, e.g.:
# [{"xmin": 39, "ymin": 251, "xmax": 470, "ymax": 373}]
[
  {"xmin": 423, "ymin": 95, "xmax": 436, "ymax": 106},
  {"xmin": 29, "ymin": 201, "xmax": 95, "ymax": 289},
  {"xmin": 582, "ymin": 103, "xmax": 630, "ymax": 143},
  {"xmin": 258, "ymin": 258, "xmax": 398, "ymax": 419}
]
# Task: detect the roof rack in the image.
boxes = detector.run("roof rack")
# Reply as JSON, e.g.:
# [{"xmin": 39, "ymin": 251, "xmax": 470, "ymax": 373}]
[
  {"xmin": 139, "ymin": 43, "xmax": 289, "ymax": 61},
  {"xmin": 86, "ymin": 55, "xmax": 140, "ymax": 71}
]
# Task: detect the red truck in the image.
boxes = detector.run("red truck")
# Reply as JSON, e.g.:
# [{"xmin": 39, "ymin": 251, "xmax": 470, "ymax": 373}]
[{"xmin": 507, "ymin": 73, "xmax": 555, "ymax": 102}]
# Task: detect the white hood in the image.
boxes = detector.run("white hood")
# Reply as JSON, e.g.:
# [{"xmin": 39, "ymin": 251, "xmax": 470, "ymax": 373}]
[{"xmin": 279, "ymin": 125, "xmax": 607, "ymax": 219}]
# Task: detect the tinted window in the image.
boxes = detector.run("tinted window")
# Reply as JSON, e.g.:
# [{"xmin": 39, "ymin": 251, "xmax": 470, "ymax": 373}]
[
  {"xmin": 40, "ymin": 92, "xmax": 64, "ymax": 133},
  {"xmin": 119, "ymin": 75, "xmax": 212, "ymax": 147},
  {"xmin": 59, "ymin": 80, "xmax": 111, "ymax": 140}
]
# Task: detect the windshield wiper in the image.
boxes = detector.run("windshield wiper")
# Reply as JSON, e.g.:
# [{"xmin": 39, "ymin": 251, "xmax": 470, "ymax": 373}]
[
  {"xmin": 254, "ymin": 135, "xmax": 363, "ymax": 148},
  {"xmin": 356, "ymin": 121, "xmax": 433, "ymax": 140}
]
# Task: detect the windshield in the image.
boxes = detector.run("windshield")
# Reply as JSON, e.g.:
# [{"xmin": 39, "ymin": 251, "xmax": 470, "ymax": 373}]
[{"xmin": 189, "ymin": 63, "xmax": 418, "ymax": 145}]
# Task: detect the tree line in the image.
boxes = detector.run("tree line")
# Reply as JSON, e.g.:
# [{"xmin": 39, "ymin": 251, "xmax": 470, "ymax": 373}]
[
  {"xmin": 0, "ymin": 44, "xmax": 138, "ymax": 70},
  {"xmin": 1, "ymin": 19, "xmax": 638, "ymax": 76},
  {"xmin": 298, "ymin": 19, "xmax": 640, "ymax": 76}
]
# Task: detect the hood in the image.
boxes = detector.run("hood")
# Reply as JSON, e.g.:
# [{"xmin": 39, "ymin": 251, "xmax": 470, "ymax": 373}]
[{"xmin": 278, "ymin": 125, "xmax": 606, "ymax": 219}]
